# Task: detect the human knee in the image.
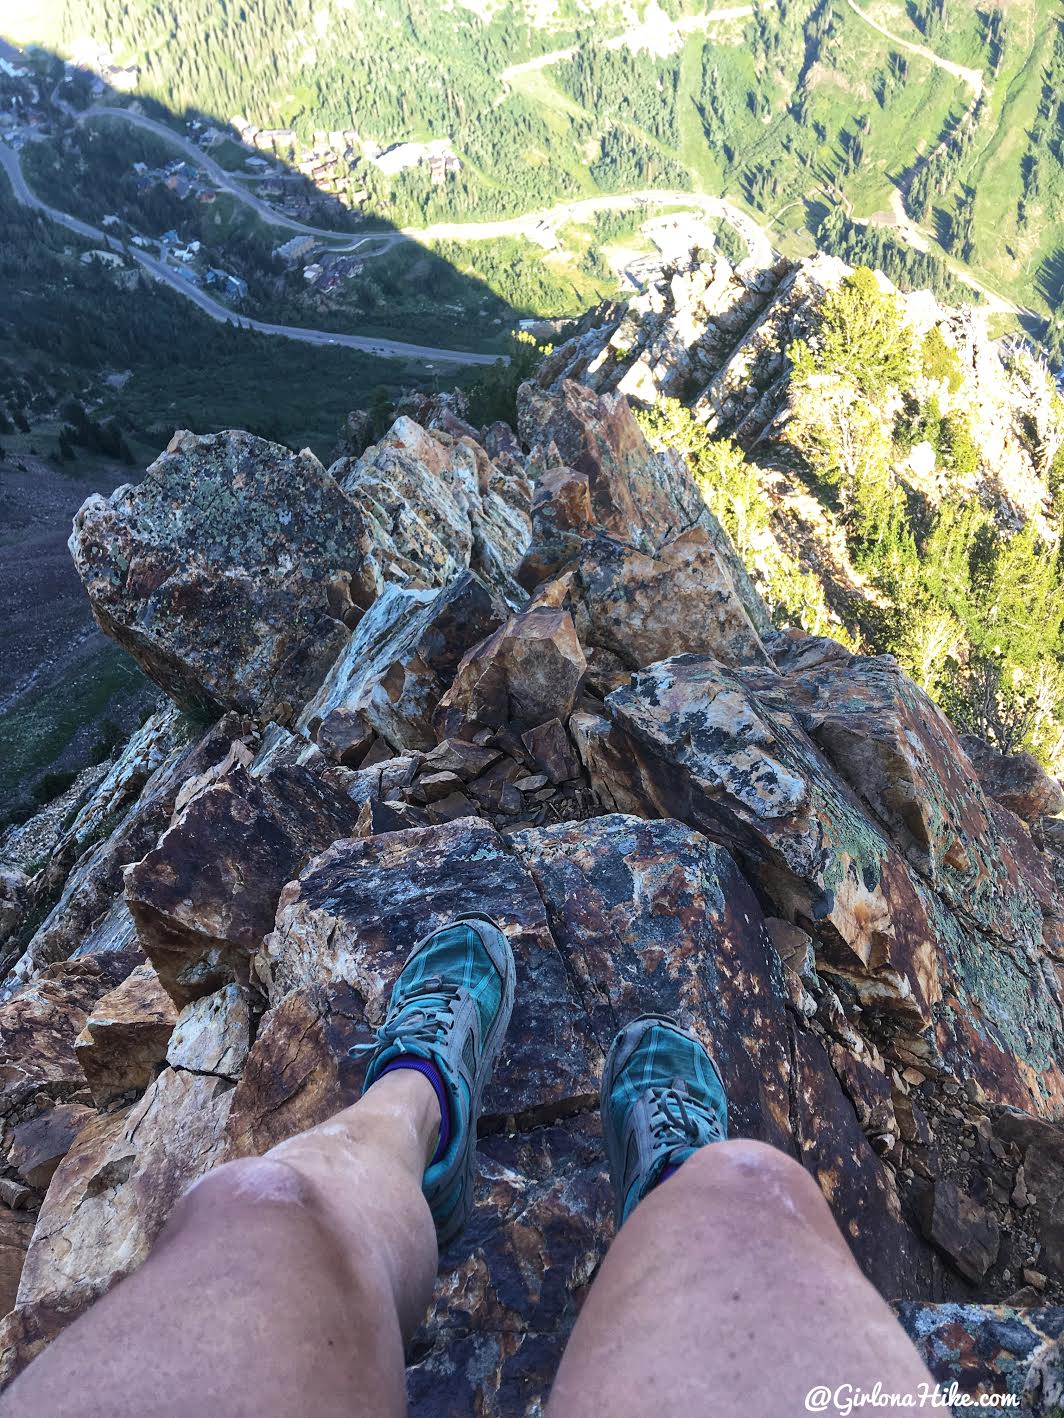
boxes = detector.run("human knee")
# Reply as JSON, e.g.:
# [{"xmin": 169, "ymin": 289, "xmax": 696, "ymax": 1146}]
[
  {"xmin": 168, "ymin": 1156, "xmax": 321, "ymax": 1235},
  {"xmin": 669, "ymin": 1139, "xmax": 832, "ymax": 1226}
]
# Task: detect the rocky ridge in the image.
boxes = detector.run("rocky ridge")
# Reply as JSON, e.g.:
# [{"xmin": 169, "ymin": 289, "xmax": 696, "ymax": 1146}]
[
  {"xmin": 0, "ymin": 371, "xmax": 1063, "ymax": 1411},
  {"xmin": 541, "ymin": 249, "xmax": 1064, "ymax": 644}
]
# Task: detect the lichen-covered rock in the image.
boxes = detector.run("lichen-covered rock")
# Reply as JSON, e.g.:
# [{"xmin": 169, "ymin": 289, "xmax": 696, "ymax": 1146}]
[
  {"xmin": 896, "ymin": 1301, "xmax": 1064, "ymax": 1415},
  {"xmin": 408, "ymin": 1117, "xmax": 613, "ymax": 1412},
  {"xmin": 510, "ymin": 815, "xmax": 793, "ymax": 1145},
  {"xmin": 126, "ymin": 757, "xmax": 361, "ymax": 1006},
  {"xmin": 578, "ymin": 655, "xmax": 1064, "ymax": 1115},
  {"xmin": 770, "ymin": 652, "xmax": 1052, "ymax": 931},
  {"xmin": 74, "ymin": 961, "xmax": 178, "ymax": 1106},
  {"xmin": 70, "ymin": 431, "xmax": 372, "ymax": 720},
  {"xmin": 433, "ymin": 608, "xmax": 587, "ymax": 742},
  {"xmin": 9, "ymin": 377, "xmax": 1064, "ymax": 1402},
  {"xmin": 298, "ymin": 572, "xmax": 508, "ymax": 762},
  {"xmin": 550, "ymin": 528, "xmax": 771, "ymax": 672}
]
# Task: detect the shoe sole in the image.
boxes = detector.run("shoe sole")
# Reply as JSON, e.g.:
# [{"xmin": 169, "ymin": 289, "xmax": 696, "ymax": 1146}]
[
  {"xmin": 600, "ymin": 1013, "xmax": 725, "ymax": 1227},
  {"xmin": 422, "ymin": 912, "xmax": 516, "ymax": 1248}
]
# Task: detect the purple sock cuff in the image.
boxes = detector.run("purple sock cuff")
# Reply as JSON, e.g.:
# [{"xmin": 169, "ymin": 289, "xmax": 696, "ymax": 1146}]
[
  {"xmin": 657, "ymin": 1162, "xmax": 682, "ymax": 1187},
  {"xmin": 378, "ymin": 1057, "xmax": 450, "ymax": 1165}
]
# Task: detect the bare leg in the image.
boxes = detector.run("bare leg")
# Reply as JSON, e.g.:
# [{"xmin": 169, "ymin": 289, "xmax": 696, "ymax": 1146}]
[
  {"xmin": 548, "ymin": 1140, "xmax": 932, "ymax": 1418},
  {"xmin": 4, "ymin": 1069, "xmax": 441, "ymax": 1418}
]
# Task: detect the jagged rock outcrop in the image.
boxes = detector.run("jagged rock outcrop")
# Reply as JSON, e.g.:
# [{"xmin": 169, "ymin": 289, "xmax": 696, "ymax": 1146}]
[
  {"xmin": 126, "ymin": 751, "xmax": 362, "ymax": 1006},
  {"xmin": 298, "ymin": 572, "xmax": 508, "ymax": 761},
  {"xmin": 70, "ymin": 421, "xmax": 532, "ymax": 725},
  {"xmin": 1, "ymin": 376, "xmax": 1063, "ymax": 1409}
]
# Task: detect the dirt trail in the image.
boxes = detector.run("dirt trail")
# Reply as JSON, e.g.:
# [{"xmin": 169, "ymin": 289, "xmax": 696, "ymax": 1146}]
[{"xmin": 842, "ymin": 0, "xmax": 984, "ymax": 96}]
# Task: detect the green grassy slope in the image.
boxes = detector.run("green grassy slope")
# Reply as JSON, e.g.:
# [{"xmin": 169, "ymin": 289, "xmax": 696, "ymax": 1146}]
[{"xmin": 7, "ymin": 0, "xmax": 1064, "ymax": 340}]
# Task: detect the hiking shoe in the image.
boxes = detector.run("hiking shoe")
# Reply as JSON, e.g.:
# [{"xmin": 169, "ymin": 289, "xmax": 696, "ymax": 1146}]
[
  {"xmin": 601, "ymin": 1013, "xmax": 728, "ymax": 1228},
  {"xmin": 358, "ymin": 914, "xmax": 516, "ymax": 1248}
]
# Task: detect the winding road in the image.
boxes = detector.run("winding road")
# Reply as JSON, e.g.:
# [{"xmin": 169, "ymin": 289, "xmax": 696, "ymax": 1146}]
[
  {"xmin": 4, "ymin": 11, "xmax": 1029, "ymax": 359},
  {"xmin": 413, "ymin": 190, "xmax": 774, "ymax": 268},
  {"xmin": 83, "ymin": 105, "xmax": 771, "ymax": 263},
  {"xmin": 86, "ymin": 107, "xmax": 395, "ymax": 248},
  {"xmin": 0, "ymin": 142, "xmax": 500, "ymax": 364}
]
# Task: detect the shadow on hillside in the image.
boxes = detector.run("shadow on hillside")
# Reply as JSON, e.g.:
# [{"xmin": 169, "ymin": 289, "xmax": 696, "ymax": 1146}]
[
  {"xmin": 0, "ymin": 37, "xmax": 537, "ymax": 834},
  {"xmin": 4, "ymin": 39, "xmax": 529, "ymax": 365},
  {"xmin": 1037, "ymin": 248, "xmax": 1064, "ymax": 311}
]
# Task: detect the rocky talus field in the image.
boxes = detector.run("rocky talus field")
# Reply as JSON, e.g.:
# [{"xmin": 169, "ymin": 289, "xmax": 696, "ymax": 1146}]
[{"xmin": 1, "ymin": 357, "xmax": 1064, "ymax": 1410}]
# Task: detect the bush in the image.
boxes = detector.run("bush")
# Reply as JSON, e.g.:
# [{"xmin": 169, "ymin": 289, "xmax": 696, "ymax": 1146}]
[
  {"xmin": 788, "ymin": 268, "xmax": 918, "ymax": 399},
  {"xmin": 921, "ymin": 326, "xmax": 965, "ymax": 392},
  {"xmin": 939, "ymin": 412, "xmax": 980, "ymax": 476}
]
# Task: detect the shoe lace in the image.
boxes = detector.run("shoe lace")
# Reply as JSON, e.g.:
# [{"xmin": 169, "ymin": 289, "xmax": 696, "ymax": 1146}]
[
  {"xmin": 350, "ymin": 975, "xmax": 458, "ymax": 1059},
  {"xmin": 645, "ymin": 1079, "xmax": 724, "ymax": 1149}
]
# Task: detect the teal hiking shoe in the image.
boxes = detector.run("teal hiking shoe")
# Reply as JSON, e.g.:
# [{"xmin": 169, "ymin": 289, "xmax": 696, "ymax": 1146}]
[
  {"xmin": 601, "ymin": 1013, "xmax": 728, "ymax": 1228},
  {"xmin": 358, "ymin": 914, "xmax": 516, "ymax": 1249}
]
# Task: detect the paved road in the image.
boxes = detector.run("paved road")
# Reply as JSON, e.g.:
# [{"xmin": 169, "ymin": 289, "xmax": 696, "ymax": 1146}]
[
  {"xmin": 78, "ymin": 107, "xmax": 771, "ymax": 267},
  {"xmin": 0, "ymin": 143, "xmax": 502, "ymax": 365},
  {"xmin": 411, "ymin": 189, "xmax": 775, "ymax": 268},
  {"xmin": 86, "ymin": 106, "xmax": 400, "ymax": 248}
]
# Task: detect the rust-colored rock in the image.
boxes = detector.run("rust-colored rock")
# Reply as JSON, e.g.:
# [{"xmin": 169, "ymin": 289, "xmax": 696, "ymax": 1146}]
[
  {"xmin": 921, "ymin": 1179, "xmax": 1001, "ymax": 1283},
  {"xmin": 557, "ymin": 527, "xmax": 771, "ymax": 671},
  {"xmin": 896, "ymin": 1301, "xmax": 1064, "ymax": 1413},
  {"xmin": 433, "ymin": 608, "xmax": 587, "ymax": 742},
  {"xmin": 522, "ymin": 718, "xmax": 582, "ymax": 784},
  {"xmin": 510, "ymin": 814, "xmax": 793, "ymax": 1146},
  {"xmin": 408, "ymin": 1117, "xmax": 613, "ymax": 1406},
  {"xmin": 790, "ymin": 1027, "xmax": 935, "ymax": 1297},
  {"xmin": 517, "ymin": 378, "xmax": 770, "ymax": 635},
  {"xmin": 298, "ymin": 573, "xmax": 508, "ymax": 762},
  {"xmin": 225, "ymin": 981, "xmax": 371, "ymax": 1159},
  {"xmin": 0, "ymin": 955, "xmax": 136, "ymax": 1190},
  {"xmin": 259, "ymin": 816, "xmax": 600, "ymax": 1123},
  {"xmin": 580, "ymin": 655, "xmax": 1064, "ymax": 1115},
  {"xmin": 6, "ymin": 1103, "xmax": 95, "ymax": 1189},
  {"xmin": 960, "ymin": 734, "xmax": 1064, "ymax": 823},
  {"xmin": 74, "ymin": 962, "xmax": 179, "ymax": 1106},
  {"xmin": 993, "ymin": 1109, "xmax": 1064, "ymax": 1283},
  {"xmin": 0, "ymin": 1208, "xmax": 34, "ymax": 1319},
  {"xmin": 10, "ymin": 715, "xmax": 240, "ymax": 982},
  {"xmin": 4, "ymin": 1068, "xmax": 233, "ymax": 1384},
  {"xmin": 126, "ymin": 758, "xmax": 360, "ymax": 1006}
]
